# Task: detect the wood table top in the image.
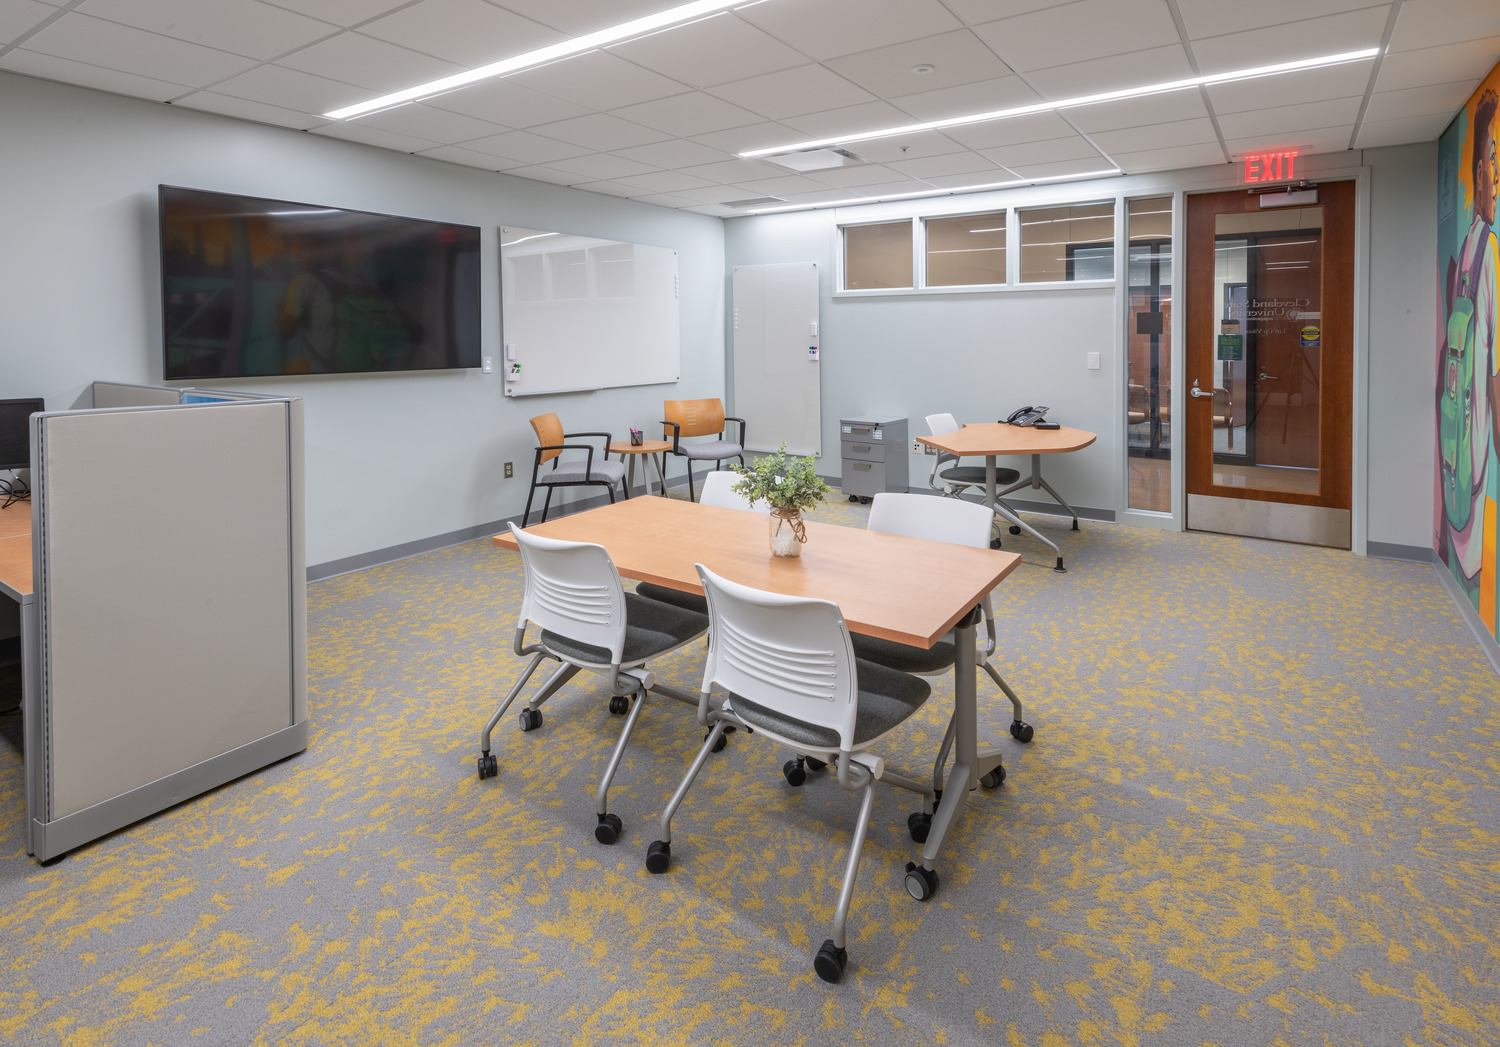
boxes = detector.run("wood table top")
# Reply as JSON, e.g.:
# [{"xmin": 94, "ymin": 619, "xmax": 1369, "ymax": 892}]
[
  {"xmin": 917, "ymin": 422, "xmax": 1096, "ymax": 457},
  {"xmin": 0, "ymin": 500, "xmax": 33, "ymax": 597},
  {"xmin": 492, "ymin": 496, "xmax": 1019, "ymax": 649},
  {"xmin": 608, "ymin": 439, "xmax": 672, "ymax": 454}
]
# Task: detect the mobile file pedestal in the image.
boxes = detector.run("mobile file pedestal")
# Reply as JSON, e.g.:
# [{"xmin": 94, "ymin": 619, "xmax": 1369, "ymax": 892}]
[{"xmin": 839, "ymin": 415, "xmax": 908, "ymax": 503}]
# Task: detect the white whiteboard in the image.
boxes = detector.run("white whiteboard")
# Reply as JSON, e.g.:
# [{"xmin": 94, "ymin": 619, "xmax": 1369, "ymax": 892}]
[
  {"xmin": 500, "ymin": 227, "xmax": 680, "ymax": 396},
  {"xmin": 732, "ymin": 262, "xmax": 821, "ymax": 457}
]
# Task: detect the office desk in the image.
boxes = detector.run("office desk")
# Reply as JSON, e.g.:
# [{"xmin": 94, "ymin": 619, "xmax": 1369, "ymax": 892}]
[
  {"xmin": 918, "ymin": 423, "xmax": 1096, "ymax": 572},
  {"xmin": 0, "ymin": 500, "xmax": 34, "ymax": 709},
  {"xmin": 493, "ymin": 496, "xmax": 1020, "ymax": 872}
]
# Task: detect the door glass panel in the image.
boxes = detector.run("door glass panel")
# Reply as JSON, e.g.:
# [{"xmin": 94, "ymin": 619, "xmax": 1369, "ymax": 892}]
[
  {"xmin": 1210, "ymin": 206, "xmax": 1323, "ymax": 495},
  {"xmin": 1127, "ymin": 197, "xmax": 1172, "ymax": 512}
]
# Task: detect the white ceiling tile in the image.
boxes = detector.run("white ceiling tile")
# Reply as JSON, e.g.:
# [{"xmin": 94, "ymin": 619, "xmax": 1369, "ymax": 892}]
[
  {"xmin": 571, "ymin": 179, "xmax": 655, "ymax": 199},
  {"xmin": 1006, "ymin": 155, "xmax": 1124, "ymax": 178},
  {"xmin": 543, "ymin": 152, "xmax": 659, "ymax": 180},
  {"xmin": 509, "ymin": 49, "xmax": 688, "ymax": 110},
  {"xmin": 779, "ymin": 99, "xmax": 917, "ymax": 138},
  {"xmin": 610, "ymin": 92, "xmax": 762, "ymax": 137},
  {"xmin": 941, "ymin": 0, "xmax": 1071, "ymax": 23},
  {"xmin": 277, "ymin": 31, "xmax": 462, "ymax": 92},
  {"xmin": 691, "ymin": 121, "xmax": 815, "ymax": 154},
  {"xmin": 213, "ymin": 63, "xmax": 369, "ymax": 114},
  {"xmin": 1066, "ymin": 90, "xmax": 1209, "ymax": 133},
  {"xmin": 423, "ymin": 78, "xmax": 590, "ymax": 129},
  {"xmin": 73, "ymin": 0, "xmax": 336, "ymax": 61},
  {"xmin": 1206, "ymin": 62, "xmax": 1374, "ymax": 114},
  {"xmin": 975, "ymin": 0, "xmax": 1180, "ymax": 73},
  {"xmin": 357, "ymin": 0, "xmax": 562, "ymax": 67},
  {"xmin": 461, "ymin": 128, "xmax": 592, "ymax": 164},
  {"xmin": 1389, "ymin": 0, "xmax": 1500, "ymax": 52},
  {"xmin": 1191, "ymin": 7, "xmax": 1390, "ymax": 73},
  {"xmin": 889, "ymin": 75, "xmax": 1041, "ymax": 120},
  {"xmin": 736, "ymin": 0, "xmax": 963, "ymax": 61},
  {"xmin": 849, "ymin": 130, "xmax": 969, "ymax": 162},
  {"xmin": 487, "ymin": 0, "xmax": 668, "ymax": 35},
  {"xmin": 613, "ymin": 138, "xmax": 731, "ymax": 167},
  {"xmin": 773, "ymin": 188, "xmax": 872, "ymax": 205},
  {"xmin": 824, "ymin": 29, "xmax": 1012, "ymax": 97},
  {"xmin": 0, "ymin": 45, "xmax": 190, "ymax": 99},
  {"xmin": 677, "ymin": 158, "xmax": 785, "ymax": 183},
  {"xmin": 943, "ymin": 109, "xmax": 1079, "ymax": 149},
  {"xmin": 1022, "ymin": 43, "xmax": 1195, "ymax": 98},
  {"xmin": 683, "ymin": 203, "xmax": 738, "ymax": 216},
  {"xmin": 173, "ymin": 89, "xmax": 329, "ymax": 129},
  {"xmin": 1108, "ymin": 141, "xmax": 1229, "ymax": 173},
  {"xmin": 258, "ymin": 0, "xmax": 410, "ymax": 28},
  {"xmin": 1364, "ymin": 80, "xmax": 1474, "ymax": 123},
  {"xmin": 1174, "ymin": 0, "xmax": 1386, "ymax": 40},
  {"xmin": 887, "ymin": 150, "xmax": 1002, "ymax": 178},
  {"xmin": 631, "ymin": 191, "xmax": 700, "ymax": 208},
  {"xmin": 799, "ymin": 163, "xmax": 910, "ymax": 187},
  {"xmin": 922, "ymin": 169, "xmax": 1025, "ymax": 187},
  {"xmin": 1223, "ymin": 126, "xmax": 1358, "ymax": 155},
  {"xmin": 2, "ymin": 0, "xmax": 61, "ymax": 43},
  {"xmin": 817, "ymin": 178, "xmax": 937, "ymax": 198},
  {"xmin": 675, "ymin": 183, "xmax": 782, "ymax": 204},
  {"xmin": 607, "ymin": 12, "xmax": 805, "ymax": 89},
  {"xmin": 415, "ymin": 144, "xmax": 516, "ymax": 169},
  {"xmin": 315, "ymin": 121, "xmax": 440, "ymax": 152},
  {"xmin": 503, "ymin": 164, "xmax": 584, "ymax": 186},
  {"xmin": 978, "ymin": 132, "xmax": 1106, "ymax": 167},
  {"xmin": 1088, "ymin": 116, "xmax": 1218, "ymax": 152},
  {"xmin": 730, "ymin": 173, "xmax": 848, "ymax": 195},
  {"xmin": 532, "ymin": 112, "xmax": 669, "ymax": 151},
  {"xmin": 1376, "ymin": 36, "xmax": 1500, "ymax": 92},
  {"xmin": 1353, "ymin": 111, "xmax": 1455, "ymax": 147},
  {"xmin": 707, "ymin": 64, "xmax": 877, "ymax": 120},
  {"xmin": 355, "ymin": 102, "xmax": 506, "ymax": 144},
  {"xmin": 20, "ymin": 12, "xmax": 258, "ymax": 86},
  {"xmin": 615, "ymin": 170, "xmax": 715, "ymax": 193},
  {"xmin": 1218, "ymin": 96, "xmax": 1364, "ymax": 138}
]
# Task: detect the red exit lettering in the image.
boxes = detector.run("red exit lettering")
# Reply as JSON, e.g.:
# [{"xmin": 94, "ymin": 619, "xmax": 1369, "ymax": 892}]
[{"xmin": 1244, "ymin": 150, "xmax": 1299, "ymax": 183}]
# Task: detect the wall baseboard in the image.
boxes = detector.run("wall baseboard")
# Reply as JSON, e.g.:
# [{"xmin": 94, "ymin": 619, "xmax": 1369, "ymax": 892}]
[
  {"xmin": 1366, "ymin": 540, "xmax": 1433, "ymax": 562},
  {"xmin": 1429, "ymin": 554, "xmax": 1500, "ymax": 678}
]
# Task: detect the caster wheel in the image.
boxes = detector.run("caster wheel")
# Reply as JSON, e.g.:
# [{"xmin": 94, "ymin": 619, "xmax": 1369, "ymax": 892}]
[
  {"xmin": 814, "ymin": 939, "xmax": 847, "ymax": 984},
  {"xmin": 907, "ymin": 811, "xmax": 931, "ymax": 843},
  {"xmin": 805, "ymin": 757, "xmax": 826, "ymax": 772},
  {"xmin": 709, "ymin": 730, "xmax": 728, "ymax": 754},
  {"xmin": 782, "ymin": 759, "xmax": 807, "ymax": 787},
  {"xmin": 595, "ymin": 812, "xmax": 623, "ymax": 845},
  {"xmin": 904, "ymin": 861, "xmax": 939, "ymax": 901},
  {"xmin": 989, "ymin": 537, "xmax": 1002, "ymax": 550},
  {"xmin": 645, "ymin": 840, "xmax": 671, "ymax": 874},
  {"xmin": 476, "ymin": 753, "xmax": 497, "ymax": 779},
  {"xmin": 848, "ymin": 495, "xmax": 860, "ymax": 503},
  {"xmin": 1009, "ymin": 720, "xmax": 1034, "ymax": 743},
  {"xmin": 980, "ymin": 764, "xmax": 1006, "ymax": 789},
  {"xmin": 518, "ymin": 708, "xmax": 543, "ymax": 732},
  {"xmin": 860, "ymin": 497, "xmax": 871, "ymax": 505},
  {"xmin": 1009, "ymin": 524, "xmax": 1021, "ymax": 535},
  {"xmin": 609, "ymin": 695, "xmax": 630, "ymax": 715}
]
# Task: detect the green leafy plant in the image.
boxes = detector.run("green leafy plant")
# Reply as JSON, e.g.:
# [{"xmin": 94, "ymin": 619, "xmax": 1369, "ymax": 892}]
[{"xmin": 731, "ymin": 443, "xmax": 830, "ymax": 513}]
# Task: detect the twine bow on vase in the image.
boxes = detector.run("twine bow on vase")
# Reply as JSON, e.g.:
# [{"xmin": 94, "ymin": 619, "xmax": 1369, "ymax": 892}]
[{"xmin": 769, "ymin": 505, "xmax": 807, "ymax": 558}]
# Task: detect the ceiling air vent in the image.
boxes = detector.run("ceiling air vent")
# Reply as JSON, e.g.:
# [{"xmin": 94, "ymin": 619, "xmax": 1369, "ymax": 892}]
[
  {"xmin": 722, "ymin": 197, "xmax": 785, "ymax": 210},
  {"xmin": 761, "ymin": 147, "xmax": 868, "ymax": 173}
]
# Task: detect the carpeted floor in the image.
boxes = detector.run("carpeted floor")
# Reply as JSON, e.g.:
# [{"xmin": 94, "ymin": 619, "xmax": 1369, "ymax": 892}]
[{"xmin": 0, "ymin": 492, "xmax": 1497, "ymax": 1046}]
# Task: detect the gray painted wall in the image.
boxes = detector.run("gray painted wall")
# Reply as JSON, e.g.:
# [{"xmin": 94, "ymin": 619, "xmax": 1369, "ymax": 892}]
[{"xmin": 0, "ymin": 72, "xmax": 725, "ymax": 568}]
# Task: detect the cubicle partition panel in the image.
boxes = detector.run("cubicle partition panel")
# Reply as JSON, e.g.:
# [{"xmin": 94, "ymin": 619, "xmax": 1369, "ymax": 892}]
[
  {"xmin": 26, "ymin": 398, "xmax": 307, "ymax": 860},
  {"xmin": 91, "ymin": 381, "xmax": 181, "ymax": 408}
]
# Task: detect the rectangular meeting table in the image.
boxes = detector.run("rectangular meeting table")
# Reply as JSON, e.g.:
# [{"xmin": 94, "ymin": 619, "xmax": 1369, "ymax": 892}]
[
  {"xmin": 493, "ymin": 495, "xmax": 1020, "ymax": 873},
  {"xmin": 918, "ymin": 422, "xmax": 1096, "ymax": 572}
]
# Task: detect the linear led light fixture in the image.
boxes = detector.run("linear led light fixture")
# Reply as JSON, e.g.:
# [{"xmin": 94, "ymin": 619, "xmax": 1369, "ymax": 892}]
[
  {"xmin": 746, "ymin": 168, "xmax": 1123, "ymax": 214},
  {"xmin": 325, "ymin": 0, "xmax": 755, "ymax": 120},
  {"xmin": 741, "ymin": 48, "xmax": 1380, "ymax": 159}
]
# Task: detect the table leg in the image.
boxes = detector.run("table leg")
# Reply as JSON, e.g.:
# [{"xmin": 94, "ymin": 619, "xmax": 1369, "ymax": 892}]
[
  {"xmin": 998, "ymin": 455, "xmax": 1082, "ymax": 531},
  {"xmin": 650, "ymin": 453, "xmax": 667, "ymax": 497},
  {"xmin": 986, "ymin": 455, "xmax": 1066, "ymax": 573},
  {"xmin": 622, "ymin": 453, "xmax": 639, "ymax": 497},
  {"xmin": 919, "ymin": 607, "xmax": 985, "ymax": 872}
]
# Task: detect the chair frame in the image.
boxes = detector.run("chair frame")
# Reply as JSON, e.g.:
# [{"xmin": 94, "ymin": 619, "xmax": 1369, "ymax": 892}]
[
  {"xmin": 524, "ymin": 414, "xmax": 627, "ymax": 527},
  {"xmin": 661, "ymin": 399, "xmax": 746, "ymax": 501}
]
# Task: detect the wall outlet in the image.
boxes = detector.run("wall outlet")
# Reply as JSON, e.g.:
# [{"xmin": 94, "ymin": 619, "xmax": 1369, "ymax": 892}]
[
  {"xmin": 504, "ymin": 462, "xmax": 513, "ymax": 479},
  {"xmin": 913, "ymin": 439, "xmax": 922, "ymax": 454}
]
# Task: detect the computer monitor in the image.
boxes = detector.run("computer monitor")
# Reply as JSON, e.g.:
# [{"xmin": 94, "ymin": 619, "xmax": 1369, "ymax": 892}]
[{"xmin": 0, "ymin": 398, "xmax": 44, "ymax": 471}]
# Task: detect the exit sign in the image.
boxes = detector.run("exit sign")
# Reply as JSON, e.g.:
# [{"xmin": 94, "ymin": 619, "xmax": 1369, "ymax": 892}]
[{"xmin": 1244, "ymin": 150, "xmax": 1299, "ymax": 183}]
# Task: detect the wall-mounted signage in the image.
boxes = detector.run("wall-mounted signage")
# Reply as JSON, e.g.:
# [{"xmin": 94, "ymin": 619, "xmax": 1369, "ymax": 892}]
[{"xmin": 1243, "ymin": 150, "xmax": 1299, "ymax": 183}]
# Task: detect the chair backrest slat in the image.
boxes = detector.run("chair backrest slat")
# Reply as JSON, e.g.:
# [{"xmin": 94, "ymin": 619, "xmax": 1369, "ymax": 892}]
[
  {"xmin": 530, "ymin": 413, "xmax": 565, "ymax": 465},
  {"xmin": 664, "ymin": 398, "xmax": 726, "ymax": 439},
  {"xmin": 512, "ymin": 523, "xmax": 626, "ymax": 661}
]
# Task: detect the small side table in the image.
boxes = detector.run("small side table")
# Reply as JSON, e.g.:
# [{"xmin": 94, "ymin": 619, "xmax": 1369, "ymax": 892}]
[{"xmin": 609, "ymin": 439, "xmax": 671, "ymax": 497}]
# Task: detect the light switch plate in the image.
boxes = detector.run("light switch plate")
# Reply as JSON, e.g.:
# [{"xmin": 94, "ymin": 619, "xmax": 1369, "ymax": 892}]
[
  {"xmin": 482, "ymin": 356, "xmax": 494, "ymax": 373},
  {"xmin": 1087, "ymin": 352, "xmax": 1101, "ymax": 370}
]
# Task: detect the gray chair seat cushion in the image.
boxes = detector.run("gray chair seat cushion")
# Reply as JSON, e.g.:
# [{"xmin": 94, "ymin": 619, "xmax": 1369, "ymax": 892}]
[
  {"xmin": 633, "ymin": 581, "xmax": 709, "ymax": 616},
  {"xmin": 540, "ymin": 458, "xmax": 626, "ymax": 485},
  {"xmin": 678, "ymin": 441, "xmax": 742, "ymax": 461},
  {"xmin": 941, "ymin": 464, "xmax": 1020, "ymax": 487},
  {"xmin": 850, "ymin": 633, "xmax": 955, "ymax": 675},
  {"xmin": 727, "ymin": 658, "xmax": 930, "ymax": 749},
  {"xmin": 541, "ymin": 592, "xmax": 708, "ymax": 665}
]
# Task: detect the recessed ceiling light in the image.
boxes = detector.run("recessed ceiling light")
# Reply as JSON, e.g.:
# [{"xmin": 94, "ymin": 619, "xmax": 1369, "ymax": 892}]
[
  {"xmin": 325, "ymin": 0, "xmax": 757, "ymax": 120},
  {"xmin": 740, "ymin": 48, "xmax": 1380, "ymax": 159},
  {"xmin": 745, "ymin": 168, "xmax": 1124, "ymax": 214}
]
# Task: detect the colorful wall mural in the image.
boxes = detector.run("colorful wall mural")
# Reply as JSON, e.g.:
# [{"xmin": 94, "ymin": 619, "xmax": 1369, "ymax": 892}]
[{"xmin": 1437, "ymin": 60, "xmax": 1500, "ymax": 635}]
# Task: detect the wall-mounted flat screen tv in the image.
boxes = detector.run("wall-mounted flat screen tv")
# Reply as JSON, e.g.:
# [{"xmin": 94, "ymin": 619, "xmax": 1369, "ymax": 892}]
[{"xmin": 160, "ymin": 186, "xmax": 481, "ymax": 380}]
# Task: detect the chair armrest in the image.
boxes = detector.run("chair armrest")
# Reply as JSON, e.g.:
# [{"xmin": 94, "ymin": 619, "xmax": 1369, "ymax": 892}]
[
  {"xmin": 536, "ymin": 442, "xmax": 597, "ymax": 474},
  {"xmin": 725, "ymin": 416, "xmax": 747, "ymax": 447},
  {"xmin": 661, "ymin": 419, "xmax": 683, "ymax": 454}
]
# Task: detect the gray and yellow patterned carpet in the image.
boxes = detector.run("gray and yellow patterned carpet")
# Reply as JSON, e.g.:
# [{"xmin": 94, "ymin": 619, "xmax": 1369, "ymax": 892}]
[{"xmin": 1, "ymin": 492, "xmax": 1497, "ymax": 1046}]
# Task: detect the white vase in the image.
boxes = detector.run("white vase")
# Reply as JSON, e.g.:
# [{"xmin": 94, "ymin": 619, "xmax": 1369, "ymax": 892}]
[{"xmin": 769, "ymin": 507, "xmax": 805, "ymax": 558}]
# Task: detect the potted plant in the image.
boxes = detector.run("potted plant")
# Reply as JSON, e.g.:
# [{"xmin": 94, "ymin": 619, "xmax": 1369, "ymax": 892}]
[{"xmin": 731, "ymin": 443, "xmax": 831, "ymax": 558}]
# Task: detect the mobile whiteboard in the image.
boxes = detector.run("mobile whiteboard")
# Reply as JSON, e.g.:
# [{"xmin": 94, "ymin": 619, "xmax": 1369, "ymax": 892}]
[{"xmin": 500, "ymin": 228, "xmax": 680, "ymax": 396}]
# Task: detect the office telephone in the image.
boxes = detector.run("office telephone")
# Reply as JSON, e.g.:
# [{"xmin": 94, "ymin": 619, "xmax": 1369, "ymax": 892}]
[{"xmin": 1005, "ymin": 405, "xmax": 1050, "ymax": 427}]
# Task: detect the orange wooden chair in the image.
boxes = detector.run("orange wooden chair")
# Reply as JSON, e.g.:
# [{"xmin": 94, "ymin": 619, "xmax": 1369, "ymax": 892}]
[
  {"xmin": 523, "ymin": 413, "xmax": 627, "ymax": 526},
  {"xmin": 661, "ymin": 398, "xmax": 745, "ymax": 501}
]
